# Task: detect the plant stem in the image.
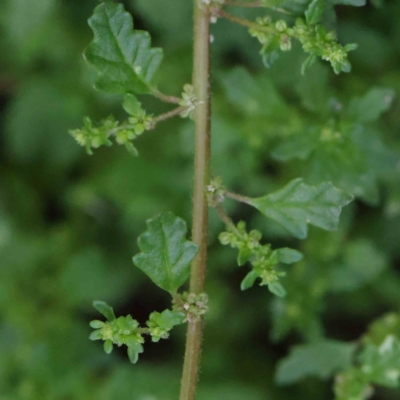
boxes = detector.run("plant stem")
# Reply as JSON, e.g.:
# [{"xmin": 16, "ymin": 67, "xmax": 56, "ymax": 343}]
[
  {"xmin": 226, "ymin": 191, "xmax": 252, "ymax": 204},
  {"xmin": 152, "ymin": 106, "xmax": 187, "ymax": 126},
  {"xmin": 217, "ymin": 9, "xmax": 274, "ymax": 33},
  {"xmin": 180, "ymin": 1, "xmax": 211, "ymax": 400},
  {"xmin": 214, "ymin": 203, "xmax": 242, "ymax": 237},
  {"xmin": 153, "ymin": 89, "xmax": 181, "ymax": 104}
]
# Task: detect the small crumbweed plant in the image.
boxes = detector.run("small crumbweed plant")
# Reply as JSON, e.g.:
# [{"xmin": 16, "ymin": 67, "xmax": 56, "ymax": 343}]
[{"xmin": 69, "ymin": 0, "xmax": 398, "ymax": 399}]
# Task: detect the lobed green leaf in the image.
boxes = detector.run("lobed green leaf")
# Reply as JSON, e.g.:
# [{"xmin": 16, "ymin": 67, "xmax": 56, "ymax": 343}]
[
  {"xmin": 276, "ymin": 340, "xmax": 356, "ymax": 385},
  {"xmin": 133, "ymin": 212, "xmax": 198, "ymax": 294},
  {"xmin": 248, "ymin": 178, "xmax": 353, "ymax": 239},
  {"xmin": 348, "ymin": 88, "xmax": 395, "ymax": 123},
  {"xmin": 85, "ymin": 2, "xmax": 163, "ymax": 95}
]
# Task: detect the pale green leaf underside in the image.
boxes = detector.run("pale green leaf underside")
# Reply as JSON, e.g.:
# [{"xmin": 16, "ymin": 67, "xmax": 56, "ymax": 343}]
[
  {"xmin": 248, "ymin": 178, "xmax": 353, "ymax": 239},
  {"xmin": 85, "ymin": 2, "xmax": 163, "ymax": 95},
  {"xmin": 276, "ymin": 340, "xmax": 356, "ymax": 385},
  {"xmin": 133, "ymin": 212, "xmax": 198, "ymax": 293}
]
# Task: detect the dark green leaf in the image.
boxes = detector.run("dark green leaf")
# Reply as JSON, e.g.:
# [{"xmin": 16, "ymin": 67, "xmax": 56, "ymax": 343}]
[
  {"xmin": 248, "ymin": 178, "xmax": 353, "ymax": 239},
  {"xmin": 276, "ymin": 340, "xmax": 356, "ymax": 384},
  {"xmin": 261, "ymin": 37, "xmax": 281, "ymax": 69},
  {"xmin": 272, "ymin": 129, "xmax": 319, "ymax": 162},
  {"xmin": 93, "ymin": 300, "xmax": 116, "ymax": 321},
  {"xmin": 85, "ymin": 2, "xmax": 163, "ymax": 94},
  {"xmin": 305, "ymin": 0, "xmax": 325, "ymax": 25},
  {"xmin": 329, "ymin": 240, "xmax": 386, "ymax": 292},
  {"xmin": 301, "ymin": 54, "xmax": 317, "ymax": 75},
  {"xmin": 221, "ymin": 67, "xmax": 286, "ymax": 117},
  {"xmin": 277, "ymin": 248, "xmax": 303, "ymax": 264},
  {"xmin": 132, "ymin": 212, "xmax": 198, "ymax": 293},
  {"xmin": 241, "ymin": 270, "xmax": 258, "ymax": 291},
  {"xmin": 348, "ymin": 88, "xmax": 395, "ymax": 123}
]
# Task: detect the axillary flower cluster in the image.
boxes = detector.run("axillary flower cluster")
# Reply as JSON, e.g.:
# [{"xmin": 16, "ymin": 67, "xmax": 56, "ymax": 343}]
[
  {"xmin": 88, "ymin": 296, "xmax": 209, "ymax": 364},
  {"xmin": 206, "ymin": 177, "xmax": 303, "ymax": 297},
  {"xmin": 70, "ymin": 84, "xmax": 198, "ymax": 155},
  {"xmin": 249, "ymin": 17, "xmax": 357, "ymax": 74}
]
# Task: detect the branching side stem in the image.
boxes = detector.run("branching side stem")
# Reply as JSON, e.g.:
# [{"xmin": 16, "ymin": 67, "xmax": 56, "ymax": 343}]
[
  {"xmin": 179, "ymin": 2, "xmax": 211, "ymax": 400},
  {"xmin": 152, "ymin": 106, "xmax": 187, "ymax": 125},
  {"xmin": 226, "ymin": 191, "xmax": 252, "ymax": 204},
  {"xmin": 214, "ymin": 203, "xmax": 242, "ymax": 237},
  {"xmin": 153, "ymin": 90, "xmax": 182, "ymax": 104},
  {"xmin": 217, "ymin": 9, "xmax": 274, "ymax": 32}
]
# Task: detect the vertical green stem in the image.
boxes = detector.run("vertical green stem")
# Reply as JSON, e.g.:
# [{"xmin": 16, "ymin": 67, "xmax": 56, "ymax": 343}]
[{"xmin": 179, "ymin": 1, "xmax": 211, "ymax": 400}]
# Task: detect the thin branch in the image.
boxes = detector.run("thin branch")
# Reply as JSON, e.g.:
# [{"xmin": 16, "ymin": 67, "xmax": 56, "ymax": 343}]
[
  {"xmin": 216, "ymin": 9, "xmax": 274, "ymax": 33},
  {"xmin": 152, "ymin": 106, "xmax": 187, "ymax": 125},
  {"xmin": 226, "ymin": 191, "xmax": 252, "ymax": 204},
  {"xmin": 214, "ymin": 203, "xmax": 242, "ymax": 237},
  {"xmin": 153, "ymin": 89, "xmax": 181, "ymax": 104}
]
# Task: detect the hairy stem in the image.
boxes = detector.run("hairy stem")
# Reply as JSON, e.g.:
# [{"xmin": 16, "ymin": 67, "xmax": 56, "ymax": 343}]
[
  {"xmin": 214, "ymin": 203, "xmax": 242, "ymax": 237},
  {"xmin": 152, "ymin": 106, "xmax": 187, "ymax": 125},
  {"xmin": 180, "ymin": 2, "xmax": 211, "ymax": 400},
  {"xmin": 217, "ymin": 9, "xmax": 274, "ymax": 32},
  {"xmin": 226, "ymin": 191, "xmax": 252, "ymax": 204},
  {"xmin": 153, "ymin": 89, "xmax": 181, "ymax": 104}
]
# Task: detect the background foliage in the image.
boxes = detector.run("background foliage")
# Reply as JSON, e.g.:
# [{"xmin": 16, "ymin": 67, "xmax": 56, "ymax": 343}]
[{"xmin": 1, "ymin": 0, "xmax": 400, "ymax": 399}]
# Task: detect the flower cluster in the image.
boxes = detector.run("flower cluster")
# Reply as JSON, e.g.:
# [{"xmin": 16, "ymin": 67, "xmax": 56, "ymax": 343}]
[
  {"xmin": 219, "ymin": 221, "xmax": 302, "ymax": 297},
  {"xmin": 179, "ymin": 84, "xmax": 199, "ymax": 119},
  {"xmin": 293, "ymin": 18, "xmax": 357, "ymax": 74},
  {"xmin": 248, "ymin": 16, "xmax": 357, "ymax": 74},
  {"xmin": 146, "ymin": 309, "xmax": 185, "ymax": 342},
  {"xmin": 69, "ymin": 102, "xmax": 154, "ymax": 156},
  {"xmin": 206, "ymin": 176, "xmax": 226, "ymax": 206},
  {"xmin": 90, "ymin": 315, "xmax": 145, "ymax": 363},
  {"xmin": 173, "ymin": 292, "xmax": 209, "ymax": 322},
  {"xmin": 89, "ymin": 301, "xmax": 185, "ymax": 363}
]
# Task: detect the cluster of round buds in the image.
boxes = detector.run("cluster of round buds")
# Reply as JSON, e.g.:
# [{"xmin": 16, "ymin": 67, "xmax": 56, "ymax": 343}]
[
  {"xmin": 173, "ymin": 292, "xmax": 209, "ymax": 322},
  {"xmin": 206, "ymin": 176, "xmax": 226, "ymax": 206},
  {"xmin": 293, "ymin": 18, "xmax": 356, "ymax": 74},
  {"xmin": 249, "ymin": 16, "xmax": 274, "ymax": 45},
  {"xmin": 275, "ymin": 20, "xmax": 294, "ymax": 52},
  {"xmin": 219, "ymin": 221, "xmax": 263, "ymax": 253},
  {"xmin": 218, "ymin": 221, "xmax": 295, "ymax": 296},
  {"xmin": 179, "ymin": 84, "xmax": 199, "ymax": 119},
  {"xmin": 89, "ymin": 315, "xmax": 144, "ymax": 356},
  {"xmin": 69, "ymin": 116, "xmax": 114, "ymax": 155}
]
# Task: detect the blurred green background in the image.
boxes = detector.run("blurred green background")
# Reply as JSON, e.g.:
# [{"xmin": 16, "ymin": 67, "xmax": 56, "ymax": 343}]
[{"xmin": 1, "ymin": 0, "xmax": 400, "ymax": 399}]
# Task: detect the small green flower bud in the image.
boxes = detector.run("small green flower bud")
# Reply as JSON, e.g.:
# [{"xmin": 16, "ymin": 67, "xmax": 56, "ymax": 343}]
[
  {"xmin": 276, "ymin": 20, "xmax": 287, "ymax": 32},
  {"xmin": 280, "ymin": 38, "xmax": 292, "ymax": 52},
  {"xmin": 325, "ymin": 31, "xmax": 337, "ymax": 41},
  {"xmin": 219, "ymin": 232, "xmax": 232, "ymax": 245},
  {"xmin": 237, "ymin": 221, "xmax": 246, "ymax": 232},
  {"xmin": 134, "ymin": 124, "xmax": 145, "ymax": 135}
]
